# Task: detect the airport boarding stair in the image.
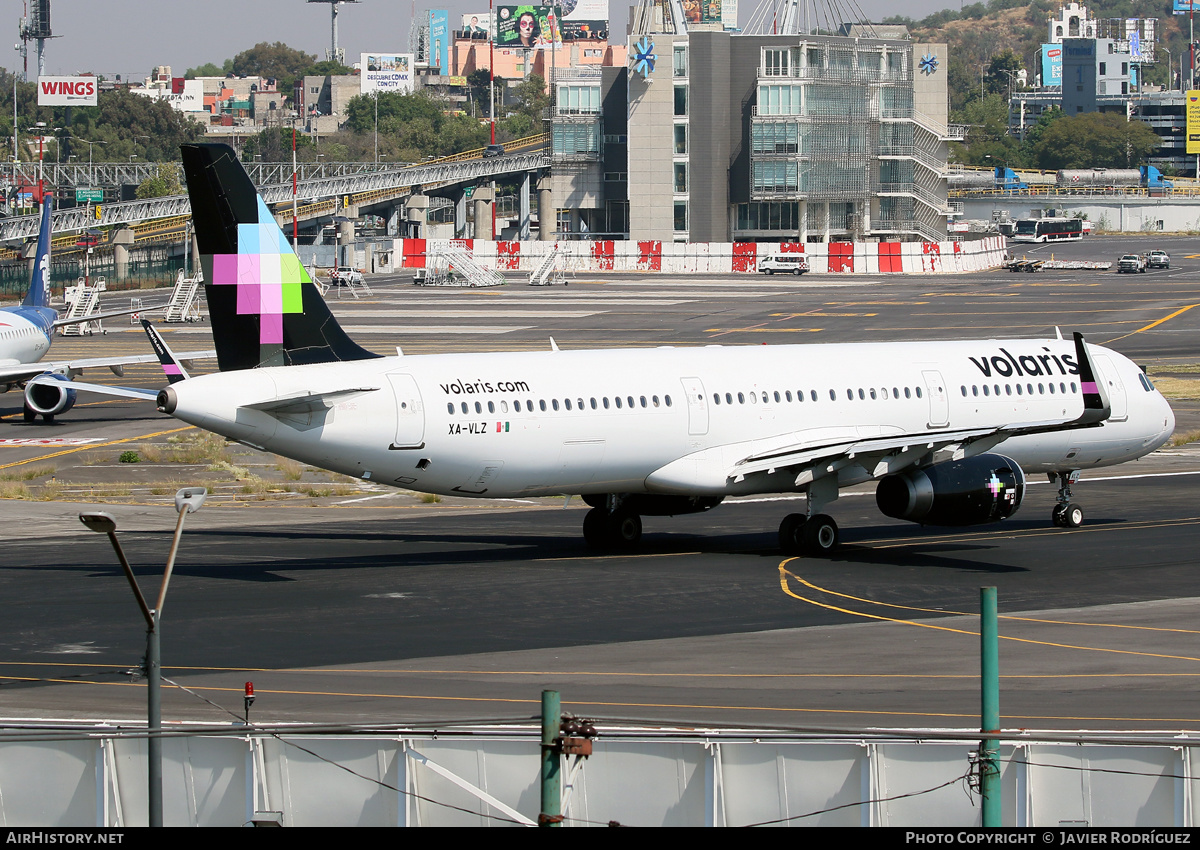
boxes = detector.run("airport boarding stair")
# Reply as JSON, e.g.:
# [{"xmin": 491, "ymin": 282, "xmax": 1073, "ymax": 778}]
[
  {"xmin": 416, "ymin": 245, "xmax": 506, "ymax": 288},
  {"xmin": 164, "ymin": 270, "xmax": 204, "ymax": 323},
  {"xmin": 528, "ymin": 243, "xmax": 565, "ymax": 286},
  {"xmin": 58, "ymin": 280, "xmax": 106, "ymax": 336}
]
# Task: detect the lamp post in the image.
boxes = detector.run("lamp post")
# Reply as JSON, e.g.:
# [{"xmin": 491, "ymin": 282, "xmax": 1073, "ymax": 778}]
[{"xmin": 78, "ymin": 487, "xmax": 207, "ymax": 828}]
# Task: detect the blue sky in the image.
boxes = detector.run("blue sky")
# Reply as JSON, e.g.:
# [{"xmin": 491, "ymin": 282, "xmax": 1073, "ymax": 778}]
[{"xmin": 17, "ymin": 0, "xmax": 963, "ymax": 81}]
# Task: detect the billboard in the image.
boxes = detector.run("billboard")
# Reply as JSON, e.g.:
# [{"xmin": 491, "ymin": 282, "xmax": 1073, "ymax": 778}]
[
  {"xmin": 559, "ymin": 0, "xmax": 608, "ymax": 40},
  {"xmin": 462, "ymin": 12, "xmax": 494, "ymax": 37},
  {"xmin": 37, "ymin": 76, "xmax": 97, "ymax": 106},
  {"xmin": 682, "ymin": 0, "xmax": 736, "ymax": 28},
  {"xmin": 1188, "ymin": 90, "xmax": 1200, "ymax": 155},
  {"xmin": 360, "ymin": 53, "xmax": 415, "ymax": 94},
  {"xmin": 430, "ymin": 9, "xmax": 450, "ymax": 74},
  {"xmin": 1176, "ymin": 0, "xmax": 1198, "ymax": 12},
  {"xmin": 497, "ymin": 6, "xmax": 562, "ymax": 48},
  {"xmin": 1041, "ymin": 44, "xmax": 1062, "ymax": 86}
]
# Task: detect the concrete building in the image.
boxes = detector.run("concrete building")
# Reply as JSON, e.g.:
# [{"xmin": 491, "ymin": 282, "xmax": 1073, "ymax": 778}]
[{"xmin": 547, "ymin": 27, "xmax": 955, "ymax": 243}]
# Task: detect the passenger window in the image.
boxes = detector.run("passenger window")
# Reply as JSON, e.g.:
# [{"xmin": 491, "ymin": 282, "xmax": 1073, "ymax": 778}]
[
  {"xmin": 461, "ymin": 402, "xmax": 469, "ymax": 414},
  {"xmin": 892, "ymin": 387, "xmax": 899, "ymax": 398},
  {"xmin": 916, "ymin": 387, "xmax": 923, "ymax": 398},
  {"xmin": 829, "ymin": 389, "xmax": 836, "ymax": 400},
  {"xmin": 749, "ymin": 392, "xmax": 757, "ymax": 405},
  {"xmin": 738, "ymin": 392, "xmax": 745, "ymax": 404},
  {"xmin": 590, "ymin": 398, "xmax": 597, "ymax": 409},
  {"xmin": 961, "ymin": 386, "xmax": 967, "ymax": 397},
  {"xmin": 762, "ymin": 392, "xmax": 769, "ymax": 403},
  {"xmin": 652, "ymin": 395, "xmax": 660, "ymax": 407},
  {"xmin": 603, "ymin": 397, "xmax": 610, "ymax": 408},
  {"xmin": 774, "ymin": 391, "xmax": 781, "ymax": 403},
  {"xmin": 640, "ymin": 396, "xmax": 647, "ymax": 408},
  {"xmin": 615, "ymin": 397, "xmax": 623, "ymax": 408},
  {"xmin": 665, "ymin": 396, "xmax": 672, "ymax": 406},
  {"xmin": 858, "ymin": 388, "xmax": 865, "ymax": 400},
  {"xmin": 904, "ymin": 387, "xmax": 911, "ymax": 399},
  {"xmin": 785, "ymin": 391, "xmax": 793, "ymax": 402},
  {"xmin": 515, "ymin": 400, "xmax": 522, "ymax": 412},
  {"xmin": 564, "ymin": 399, "xmax": 572, "ymax": 410},
  {"xmin": 811, "ymin": 390, "xmax": 817, "ymax": 402},
  {"xmin": 628, "ymin": 396, "xmax": 635, "ymax": 408},
  {"xmin": 713, "ymin": 393, "xmax": 721, "ymax": 404},
  {"xmin": 846, "ymin": 388, "xmax": 853, "ymax": 400},
  {"xmin": 447, "ymin": 403, "xmax": 454, "ymax": 414},
  {"xmin": 1048, "ymin": 383, "xmax": 1055, "ymax": 394},
  {"xmin": 540, "ymin": 399, "xmax": 547, "ymax": 411},
  {"xmin": 870, "ymin": 388, "xmax": 877, "ymax": 400},
  {"xmin": 488, "ymin": 401, "xmax": 495, "ymax": 413},
  {"xmin": 983, "ymin": 386, "xmax": 989, "ymax": 397},
  {"xmin": 553, "ymin": 399, "xmax": 560, "ymax": 410},
  {"xmin": 475, "ymin": 401, "xmax": 483, "ymax": 413}
]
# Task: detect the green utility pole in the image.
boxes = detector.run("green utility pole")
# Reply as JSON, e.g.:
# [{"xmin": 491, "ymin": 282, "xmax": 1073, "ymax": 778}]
[
  {"xmin": 980, "ymin": 586, "xmax": 1001, "ymax": 827},
  {"xmin": 540, "ymin": 689, "xmax": 562, "ymax": 827}
]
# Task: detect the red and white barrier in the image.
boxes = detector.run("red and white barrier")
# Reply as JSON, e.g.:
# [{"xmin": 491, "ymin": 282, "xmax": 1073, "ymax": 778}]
[{"xmin": 398, "ymin": 236, "xmax": 1009, "ymax": 276}]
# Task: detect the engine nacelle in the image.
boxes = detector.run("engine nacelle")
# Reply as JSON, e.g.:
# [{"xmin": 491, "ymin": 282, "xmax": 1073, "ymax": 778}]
[
  {"xmin": 24, "ymin": 374, "xmax": 77, "ymax": 417},
  {"xmin": 875, "ymin": 453, "xmax": 1025, "ymax": 527},
  {"xmin": 582, "ymin": 494, "xmax": 724, "ymax": 516}
]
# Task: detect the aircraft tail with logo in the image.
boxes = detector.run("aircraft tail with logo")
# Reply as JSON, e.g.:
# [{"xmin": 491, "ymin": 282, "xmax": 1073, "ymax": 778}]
[{"xmin": 180, "ymin": 143, "xmax": 380, "ymax": 372}]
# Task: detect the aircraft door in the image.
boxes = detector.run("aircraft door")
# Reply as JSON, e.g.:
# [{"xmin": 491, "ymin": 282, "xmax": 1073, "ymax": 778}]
[
  {"xmin": 1092, "ymin": 355, "xmax": 1128, "ymax": 422},
  {"xmin": 680, "ymin": 377, "xmax": 709, "ymax": 435},
  {"xmin": 387, "ymin": 373, "xmax": 425, "ymax": 448},
  {"xmin": 922, "ymin": 370, "xmax": 950, "ymax": 428}
]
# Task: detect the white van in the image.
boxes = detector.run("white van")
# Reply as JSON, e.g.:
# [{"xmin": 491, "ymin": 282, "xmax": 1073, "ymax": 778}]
[{"xmin": 758, "ymin": 254, "xmax": 809, "ymax": 275}]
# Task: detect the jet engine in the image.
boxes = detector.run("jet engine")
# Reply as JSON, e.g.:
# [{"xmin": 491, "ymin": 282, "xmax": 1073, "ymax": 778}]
[
  {"xmin": 875, "ymin": 454, "xmax": 1025, "ymax": 526},
  {"xmin": 24, "ymin": 374, "xmax": 77, "ymax": 417}
]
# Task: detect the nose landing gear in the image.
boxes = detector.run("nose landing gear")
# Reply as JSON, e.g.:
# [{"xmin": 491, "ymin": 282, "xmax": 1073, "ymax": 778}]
[{"xmin": 1051, "ymin": 471, "xmax": 1083, "ymax": 528}]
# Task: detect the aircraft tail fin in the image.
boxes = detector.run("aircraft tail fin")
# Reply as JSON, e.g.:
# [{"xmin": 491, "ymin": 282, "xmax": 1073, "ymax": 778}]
[
  {"xmin": 141, "ymin": 319, "xmax": 189, "ymax": 384},
  {"xmin": 21, "ymin": 199, "xmax": 52, "ymax": 309},
  {"xmin": 179, "ymin": 143, "xmax": 380, "ymax": 371}
]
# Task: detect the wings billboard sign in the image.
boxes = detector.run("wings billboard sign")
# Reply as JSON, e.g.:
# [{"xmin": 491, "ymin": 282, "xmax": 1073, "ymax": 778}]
[{"xmin": 37, "ymin": 76, "xmax": 97, "ymax": 106}]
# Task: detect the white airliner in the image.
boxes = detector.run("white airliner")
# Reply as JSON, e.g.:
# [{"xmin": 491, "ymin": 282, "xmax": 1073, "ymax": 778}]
[
  {"xmin": 2, "ymin": 200, "xmax": 214, "ymax": 422},
  {"xmin": 46, "ymin": 144, "xmax": 1177, "ymax": 553}
]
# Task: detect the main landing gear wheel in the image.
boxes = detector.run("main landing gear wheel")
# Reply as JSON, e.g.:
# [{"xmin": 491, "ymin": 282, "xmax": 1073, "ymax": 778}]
[
  {"xmin": 802, "ymin": 514, "xmax": 839, "ymax": 554},
  {"xmin": 778, "ymin": 513, "xmax": 839, "ymax": 555},
  {"xmin": 778, "ymin": 513, "xmax": 806, "ymax": 554},
  {"xmin": 22, "ymin": 404, "xmax": 36, "ymax": 423},
  {"xmin": 583, "ymin": 507, "xmax": 643, "ymax": 550}
]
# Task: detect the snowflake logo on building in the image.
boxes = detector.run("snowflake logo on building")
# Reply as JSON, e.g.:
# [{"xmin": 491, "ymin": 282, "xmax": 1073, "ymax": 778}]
[
  {"xmin": 632, "ymin": 37, "xmax": 656, "ymax": 78},
  {"xmin": 919, "ymin": 53, "xmax": 939, "ymax": 75}
]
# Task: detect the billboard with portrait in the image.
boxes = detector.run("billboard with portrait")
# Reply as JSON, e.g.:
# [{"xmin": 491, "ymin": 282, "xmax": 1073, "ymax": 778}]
[
  {"xmin": 461, "ymin": 12, "xmax": 494, "ymax": 36},
  {"xmin": 497, "ymin": 6, "xmax": 562, "ymax": 49},
  {"xmin": 360, "ymin": 54, "xmax": 414, "ymax": 94}
]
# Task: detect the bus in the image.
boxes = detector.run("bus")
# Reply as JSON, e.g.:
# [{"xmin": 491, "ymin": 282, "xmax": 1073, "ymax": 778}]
[{"xmin": 1011, "ymin": 217, "xmax": 1085, "ymax": 243}]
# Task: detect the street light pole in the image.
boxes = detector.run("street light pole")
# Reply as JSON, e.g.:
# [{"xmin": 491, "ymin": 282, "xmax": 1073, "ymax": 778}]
[{"xmin": 79, "ymin": 487, "xmax": 207, "ymax": 828}]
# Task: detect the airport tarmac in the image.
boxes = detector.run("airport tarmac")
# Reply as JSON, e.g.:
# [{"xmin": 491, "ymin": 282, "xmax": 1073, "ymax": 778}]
[{"xmin": 2, "ymin": 235, "xmax": 1199, "ymax": 733}]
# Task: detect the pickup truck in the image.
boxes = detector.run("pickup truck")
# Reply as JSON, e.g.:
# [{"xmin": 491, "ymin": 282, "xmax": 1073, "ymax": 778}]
[
  {"xmin": 1117, "ymin": 254, "xmax": 1147, "ymax": 274},
  {"xmin": 329, "ymin": 266, "xmax": 364, "ymax": 286},
  {"xmin": 1146, "ymin": 250, "xmax": 1171, "ymax": 269}
]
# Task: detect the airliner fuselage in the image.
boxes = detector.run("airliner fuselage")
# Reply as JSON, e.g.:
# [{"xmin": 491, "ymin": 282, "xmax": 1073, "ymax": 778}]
[{"xmin": 160, "ymin": 337, "xmax": 1174, "ymax": 501}]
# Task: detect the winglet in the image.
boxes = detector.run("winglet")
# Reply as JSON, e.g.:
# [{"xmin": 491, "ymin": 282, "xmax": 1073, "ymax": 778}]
[
  {"xmin": 141, "ymin": 319, "xmax": 189, "ymax": 384},
  {"xmin": 20, "ymin": 199, "xmax": 52, "ymax": 309},
  {"xmin": 1073, "ymin": 332, "xmax": 1111, "ymax": 424}
]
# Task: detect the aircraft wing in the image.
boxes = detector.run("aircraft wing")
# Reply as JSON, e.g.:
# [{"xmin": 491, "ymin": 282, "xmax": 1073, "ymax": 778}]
[{"xmin": 0, "ymin": 350, "xmax": 216, "ymax": 385}]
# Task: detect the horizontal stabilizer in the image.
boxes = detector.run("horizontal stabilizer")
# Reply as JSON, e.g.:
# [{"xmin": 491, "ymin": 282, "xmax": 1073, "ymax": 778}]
[{"xmin": 27, "ymin": 376, "xmax": 158, "ymax": 401}]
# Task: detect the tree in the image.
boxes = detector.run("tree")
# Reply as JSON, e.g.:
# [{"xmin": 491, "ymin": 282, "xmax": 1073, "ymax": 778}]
[
  {"xmin": 186, "ymin": 60, "xmax": 233, "ymax": 79},
  {"xmin": 231, "ymin": 42, "xmax": 317, "ymax": 91},
  {"xmin": 242, "ymin": 126, "xmax": 316, "ymax": 162},
  {"xmin": 1031, "ymin": 112, "xmax": 1161, "ymax": 169},
  {"xmin": 136, "ymin": 165, "xmax": 183, "ymax": 198},
  {"xmin": 511, "ymin": 74, "xmax": 549, "ymax": 120},
  {"xmin": 985, "ymin": 48, "xmax": 1024, "ymax": 97}
]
